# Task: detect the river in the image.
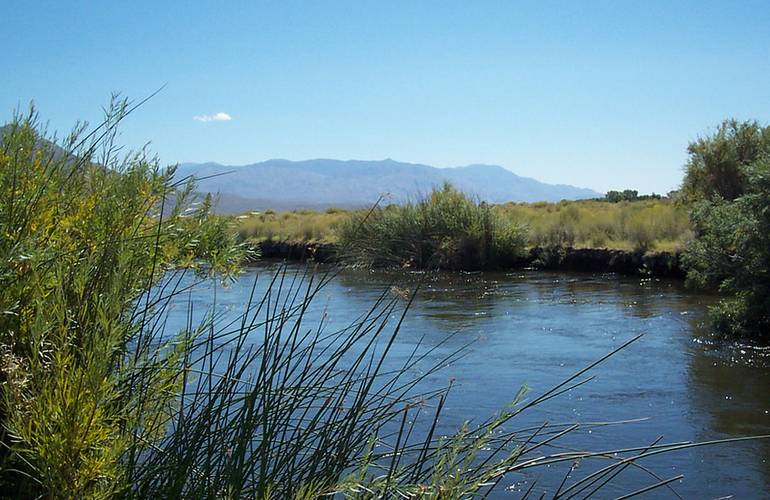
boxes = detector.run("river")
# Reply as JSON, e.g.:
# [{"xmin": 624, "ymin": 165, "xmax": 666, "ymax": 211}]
[{"xmin": 164, "ymin": 263, "xmax": 770, "ymax": 498}]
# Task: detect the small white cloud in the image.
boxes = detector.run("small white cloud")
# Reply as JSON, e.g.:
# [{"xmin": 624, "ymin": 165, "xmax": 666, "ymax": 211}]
[{"xmin": 193, "ymin": 112, "xmax": 232, "ymax": 123}]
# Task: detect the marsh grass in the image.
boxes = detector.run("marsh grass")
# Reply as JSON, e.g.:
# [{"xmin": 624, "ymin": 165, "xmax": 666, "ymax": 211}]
[
  {"xmin": 236, "ymin": 199, "xmax": 690, "ymax": 254},
  {"xmin": 498, "ymin": 199, "xmax": 690, "ymax": 252},
  {"xmin": 1, "ymin": 101, "xmax": 765, "ymax": 499},
  {"xmin": 237, "ymin": 208, "xmax": 347, "ymax": 243}
]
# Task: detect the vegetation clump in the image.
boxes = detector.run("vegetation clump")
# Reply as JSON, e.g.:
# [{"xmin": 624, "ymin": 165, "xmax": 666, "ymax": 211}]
[
  {"xmin": 604, "ymin": 189, "xmax": 663, "ymax": 203},
  {"xmin": 681, "ymin": 119, "xmax": 770, "ymax": 339},
  {"xmin": 337, "ymin": 183, "xmax": 528, "ymax": 269},
  {"xmin": 497, "ymin": 198, "xmax": 688, "ymax": 252},
  {"xmin": 0, "ymin": 102, "xmax": 245, "ymax": 497}
]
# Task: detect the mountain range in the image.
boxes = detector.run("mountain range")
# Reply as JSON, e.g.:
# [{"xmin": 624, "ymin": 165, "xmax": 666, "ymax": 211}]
[{"xmin": 175, "ymin": 159, "xmax": 601, "ymax": 213}]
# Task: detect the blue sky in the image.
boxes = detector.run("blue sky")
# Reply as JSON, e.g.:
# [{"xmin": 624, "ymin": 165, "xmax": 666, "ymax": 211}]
[{"xmin": 2, "ymin": 1, "xmax": 769, "ymax": 194}]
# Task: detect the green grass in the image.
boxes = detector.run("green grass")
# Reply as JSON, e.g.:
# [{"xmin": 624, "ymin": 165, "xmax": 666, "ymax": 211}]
[{"xmin": 499, "ymin": 198, "xmax": 690, "ymax": 252}]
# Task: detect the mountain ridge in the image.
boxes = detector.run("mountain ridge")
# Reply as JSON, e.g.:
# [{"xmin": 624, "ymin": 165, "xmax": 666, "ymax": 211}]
[{"xmin": 174, "ymin": 158, "xmax": 601, "ymax": 213}]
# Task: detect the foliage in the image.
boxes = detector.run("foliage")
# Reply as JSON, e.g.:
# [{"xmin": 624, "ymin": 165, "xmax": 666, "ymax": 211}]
[
  {"xmin": 336, "ymin": 183, "xmax": 528, "ymax": 269},
  {"xmin": 236, "ymin": 208, "xmax": 348, "ymax": 243},
  {"xmin": 606, "ymin": 189, "xmax": 637, "ymax": 202},
  {"xmin": 498, "ymin": 199, "xmax": 688, "ymax": 252},
  {"xmin": 681, "ymin": 119, "xmax": 770, "ymax": 339},
  {"xmin": 0, "ymin": 101, "xmax": 245, "ymax": 497},
  {"xmin": 605, "ymin": 189, "xmax": 663, "ymax": 203},
  {"xmin": 681, "ymin": 119, "xmax": 770, "ymax": 203}
]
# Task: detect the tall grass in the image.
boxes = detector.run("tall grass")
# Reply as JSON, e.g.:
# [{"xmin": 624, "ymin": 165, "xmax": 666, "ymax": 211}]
[
  {"xmin": 1, "ymin": 103, "xmax": 764, "ymax": 498},
  {"xmin": 237, "ymin": 208, "xmax": 347, "ymax": 243},
  {"xmin": 0, "ymin": 100, "xmax": 244, "ymax": 497},
  {"xmin": 337, "ymin": 183, "xmax": 528, "ymax": 269},
  {"xmin": 498, "ymin": 199, "xmax": 690, "ymax": 252},
  {"xmin": 237, "ymin": 199, "xmax": 690, "ymax": 254}
]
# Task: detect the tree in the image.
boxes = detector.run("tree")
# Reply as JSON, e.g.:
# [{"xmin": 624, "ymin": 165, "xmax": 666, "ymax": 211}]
[
  {"xmin": 681, "ymin": 119, "xmax": 770, "ymax": 203},
  {"xmin": 681, "ymin": 119, "xmax": 770, "ymax": 339},
  {"xmin": 605, "ymin": 189, "xmax": 642, "ymax": 202}
]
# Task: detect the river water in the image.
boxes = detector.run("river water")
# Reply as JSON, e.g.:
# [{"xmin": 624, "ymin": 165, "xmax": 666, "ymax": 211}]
[{"xmin": 166, "ymin": 263, "xmax": 770, "ymax": 498}]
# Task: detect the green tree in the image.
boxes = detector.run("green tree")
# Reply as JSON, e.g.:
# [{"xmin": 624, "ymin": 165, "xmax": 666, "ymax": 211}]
[
  {"xmin": 682, "ymin": 119, "xmax": 770, "ymax": 339},
  {"xmin": 605, "ymin": 189, "xmax": 641, "ymax": 202},
  {"xmin": 681, "ymin": 119, "xmax": 770, "ymax": 202}
]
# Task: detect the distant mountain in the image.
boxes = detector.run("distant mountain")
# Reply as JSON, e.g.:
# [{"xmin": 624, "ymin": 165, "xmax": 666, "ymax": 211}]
[{"xmin": 174, "ymin": 159, "xmax": 601, "ymax": 213}]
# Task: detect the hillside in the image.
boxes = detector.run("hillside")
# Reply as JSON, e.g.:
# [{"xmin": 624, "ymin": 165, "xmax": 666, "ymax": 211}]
[{"xmin": 175, "ymin": 159, "xmax": 600, "ymax": 213}]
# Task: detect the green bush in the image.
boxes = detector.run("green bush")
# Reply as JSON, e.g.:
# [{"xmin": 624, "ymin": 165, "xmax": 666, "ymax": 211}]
[
  {"xmin": 681, "ymin": 119, "xmax": 770, "ymax": 203},
  {"xmin": 682, "ymin": 120, "xmax": 770, "ymax": 339},
  {"xmin": 0, "ymin": 102, "xmax": 246, "ymax": 497},
  {"xmin": 337, "ymin": 183, "xmax": 528, "ymax": 269}
]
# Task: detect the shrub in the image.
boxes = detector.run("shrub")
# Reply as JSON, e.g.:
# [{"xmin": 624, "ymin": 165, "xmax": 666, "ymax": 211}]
[
  {"xmin": 337, "ymin": 183, "xmax": 528, "ymax": 269},
  {"xmin": 625, "ymin": 213, "xmax": 656, "ymax": 252},
  {"xmin": 682, "ymin": 120, "xmax": 770, "ymax": 339},
  {"xmin": 681, "ymin": 119, "xmax": 770, "ymax": 202},
  {"xmin": 0, "ymin": 102, "xmax": 245, "ymax": 497}
]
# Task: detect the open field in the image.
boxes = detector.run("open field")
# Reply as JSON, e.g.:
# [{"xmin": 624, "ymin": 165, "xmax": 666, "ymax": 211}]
[{"xmin": 236, "ymin": 198, "xmax": 690, "ymax": 253}]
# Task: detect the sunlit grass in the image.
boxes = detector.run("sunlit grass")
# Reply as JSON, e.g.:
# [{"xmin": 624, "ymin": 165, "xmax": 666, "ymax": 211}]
[
  {"xmin": 236, "ymin": 198, "xmax": 691, "ymax": 253},
  {"xmin": 237, "ymin": 207, "xmax": 348, "ymax": 243}
]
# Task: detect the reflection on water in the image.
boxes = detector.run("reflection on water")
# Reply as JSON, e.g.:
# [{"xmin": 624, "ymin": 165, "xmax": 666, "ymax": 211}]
[{"xmin": 168, "ymin": 264, "xmax": 770, "ymax": 497}]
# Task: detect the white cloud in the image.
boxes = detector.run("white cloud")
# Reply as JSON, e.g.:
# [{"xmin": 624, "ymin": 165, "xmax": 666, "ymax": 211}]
[{"xmin": 193, "ymin": 112, "xmax": 232, "ymax": 123}]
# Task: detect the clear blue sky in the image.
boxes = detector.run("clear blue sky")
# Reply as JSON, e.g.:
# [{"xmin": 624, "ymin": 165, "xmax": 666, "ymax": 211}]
[{"xmin": 2, "ymin": 1, "xmax": 769, "ymax": 194}]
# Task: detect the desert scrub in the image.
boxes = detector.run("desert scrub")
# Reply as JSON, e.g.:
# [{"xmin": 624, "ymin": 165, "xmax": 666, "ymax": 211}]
[{"xmin": 337, "ymin": 183, "xmax": 528, "ymax": 269}]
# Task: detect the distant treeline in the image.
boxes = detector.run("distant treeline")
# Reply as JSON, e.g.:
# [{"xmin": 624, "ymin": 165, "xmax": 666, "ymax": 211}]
[{"xmin": 603, "ymin": 189, "xmax": 667, "ymax": 203}]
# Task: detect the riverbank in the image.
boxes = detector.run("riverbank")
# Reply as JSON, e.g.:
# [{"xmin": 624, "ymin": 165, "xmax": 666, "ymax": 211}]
[{"xmin": 253, "ymin": 239, "xmax": 685, "ymax": 278}]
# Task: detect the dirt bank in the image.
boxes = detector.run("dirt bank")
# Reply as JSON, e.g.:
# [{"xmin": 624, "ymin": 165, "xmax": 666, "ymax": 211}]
[{"xmin": 252, "ymin": 240, "xmax": 685, "ymax": 278}]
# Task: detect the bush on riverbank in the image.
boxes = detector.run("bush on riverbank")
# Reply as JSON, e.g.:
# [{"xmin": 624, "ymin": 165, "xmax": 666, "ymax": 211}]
[
  {"xmin": 337, "ymin": 183, "xmax": 528, "ymax": 269},
  {"xmin": 682, "ymin": 119, "xmax": 770, "ymax": 339}
]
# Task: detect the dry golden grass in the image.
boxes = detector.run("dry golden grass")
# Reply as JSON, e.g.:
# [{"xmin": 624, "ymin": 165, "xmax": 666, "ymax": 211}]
[
  {"xmin": 236, "ymin": 207, "xmax": 349, "ymax": 243},
  {"xmin": 236, "ymin": 199, "xmax": 691, "ymax": 252},
  {"xmin": 497, "ymin": 199, "xmax": 691, "ymax": 252}
]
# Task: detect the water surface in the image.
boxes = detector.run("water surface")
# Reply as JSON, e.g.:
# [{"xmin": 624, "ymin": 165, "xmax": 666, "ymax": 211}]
[{"xmin": 167, "ymin": 264, "xmax": 770, "ymax": 498}]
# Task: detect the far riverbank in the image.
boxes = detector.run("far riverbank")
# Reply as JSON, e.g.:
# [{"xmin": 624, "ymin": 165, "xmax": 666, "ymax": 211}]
[{"xmin": 253, "ymin": 240, "xmax": 685, "ymax": 278}]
